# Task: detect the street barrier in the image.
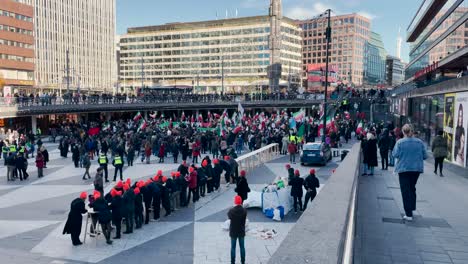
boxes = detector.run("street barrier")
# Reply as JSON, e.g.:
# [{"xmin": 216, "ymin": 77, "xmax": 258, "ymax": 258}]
[
  {"xmin": 269, "ymin": 143, "xmax": 361, "ymax": 264},
  {"xmin": 236, "ymin": 143, "xmax": 279, "ymax": 173}
]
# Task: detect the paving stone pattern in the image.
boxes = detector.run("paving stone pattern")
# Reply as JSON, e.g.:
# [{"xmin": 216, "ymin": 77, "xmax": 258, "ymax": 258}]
[
  {"xmin": 354, "ymin": 160, "xmax": 468, "ymax": 264},
  {"xmin": 0, "ymin": 142, "xmax": 343, "ymax": 264}
]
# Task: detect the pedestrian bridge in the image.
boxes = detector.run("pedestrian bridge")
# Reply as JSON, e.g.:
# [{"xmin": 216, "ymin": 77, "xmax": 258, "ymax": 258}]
[{"xmin": 0, "ymin": 97, "xmax": 329, "ymax": 118}]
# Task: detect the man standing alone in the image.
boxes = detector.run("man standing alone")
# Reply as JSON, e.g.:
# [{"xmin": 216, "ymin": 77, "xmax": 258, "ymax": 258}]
[
  {"xmin": 392, "ymin": 124, "xmax": 427, "ymax": 221},
  {"xmin": 228, "ymin": 195, "xmax": 247, "ymax": 264}
]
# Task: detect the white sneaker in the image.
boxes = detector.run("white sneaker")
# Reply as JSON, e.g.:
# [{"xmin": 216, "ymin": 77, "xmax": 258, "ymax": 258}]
[{"xmin": 403, "ymin": 216, "xmax": 413, "ymax": 221}]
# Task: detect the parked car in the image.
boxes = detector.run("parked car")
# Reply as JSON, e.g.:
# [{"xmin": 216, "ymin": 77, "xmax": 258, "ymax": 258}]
[{"xmin": 300, "ymin": 142, "xmax": 332, "ymax": 166}]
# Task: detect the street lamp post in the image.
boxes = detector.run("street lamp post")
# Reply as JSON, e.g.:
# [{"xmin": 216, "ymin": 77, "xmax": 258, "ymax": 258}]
[{"xmin": 322, "ymin": 9, "xmax": 332, "ymax": 143}]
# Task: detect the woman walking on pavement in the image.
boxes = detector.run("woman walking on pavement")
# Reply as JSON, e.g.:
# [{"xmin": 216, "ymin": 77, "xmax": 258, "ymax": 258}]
[
  {"xmin": 392, "ymin": 124, "xmax": 427, "ymax": 222},
  {"xmin": 431, "ymin": 130, "xmax": 447, "ymax": 177}
]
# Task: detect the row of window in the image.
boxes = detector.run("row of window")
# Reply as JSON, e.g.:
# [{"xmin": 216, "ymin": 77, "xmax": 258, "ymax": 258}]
[
  {"xmin": 121, "ymin": 60, "xmax": 270, "ymax": 70},
  {"xmin": 0, "ymin": 38, "xmax": 33, "ymax": 49},
  {"xmin": 122, "ymin": 27, "xmax": 272, "ymax": 43},
  {"xmin": 302, "ymin": 55, "xmax": 356, "ymax": 64},
  {"xmin": 121, "ymin": 68, "xmax": 268, "ymax": 77},
  {"xmin": 0, "ymin": 53, "xmax": 33, "ymax": 62},
  {"xmin": 300, "ymin": 17, "xmax": 370, "ymax": 30},
  {"xmin": 121, "ymin": 38, "xmax": 269, "ymax": 51},
  {"xmin": 0, "ymin": 24, "xmax": 33, "ymax": 35},
  {"xmin": 0, "ymin": 9, "xmax": 33, "ymax": 22}
]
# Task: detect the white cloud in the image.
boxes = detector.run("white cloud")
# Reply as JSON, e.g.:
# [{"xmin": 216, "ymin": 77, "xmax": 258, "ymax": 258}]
[
  {"xmin": 357, "ymin": 11, "xmax": 377, "ymax": 20},
  {"xmin": 285, "ymin": 2, "xmax": 335, "ymax": 20}
]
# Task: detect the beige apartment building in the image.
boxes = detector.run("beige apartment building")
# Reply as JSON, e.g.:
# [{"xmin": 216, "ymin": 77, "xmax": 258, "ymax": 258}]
[
  {"xmin": 119, "ymin": 16, "xmax": 302, "ymax": 94},
  {"xmin": 296, "ymin": 13, "xmax": 371, "ymax": 87}
]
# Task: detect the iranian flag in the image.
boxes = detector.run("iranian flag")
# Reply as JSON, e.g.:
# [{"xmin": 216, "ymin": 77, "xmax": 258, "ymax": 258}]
[
  {"xmin": 219, "ymin": 117, "xmax": 226, "ymax": 137},
  {"xmin": 149, "ymin": 111, "xmax": 157, "ymax": 119},
  {"xmin": 138, "ymin": 120, "xmax": 147, "ymax": 132},
  {"xmin": 181, "ymin": 111, "xmax": 186, "ymax": 121},
  {"xmin": 356, "ymin": 122, "xmax": 364, "ymax": 134},
  {"xmin": 293, "ymin": 109, "xmax": 305, "ymax": 122},
  {"xmin": 102, "ymin": 122, "xmax": 111, "ymax": 131},
  {"xmin": 133, "ymin": 112, "xmax": 142, "ymax": 122}
]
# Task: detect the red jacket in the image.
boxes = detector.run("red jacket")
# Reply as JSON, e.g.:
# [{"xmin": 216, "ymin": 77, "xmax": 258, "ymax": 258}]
[
  {"xmin": 187, "ymin": 171, "xmax": 197, "ymax": 189},
  {"xmin": 158, "ymin": 145, "xmax": 165, "ymax": 158},
  {"xmin": 145, "ymin": 146, "xmax": 152, "ymax": 157},
  {"xmin": 288, "ymin": 143, "xmax": 297, "ymax": 154},
  {"xmin": 36, "ymin": 154, "xmax": 44, "ymax": 168},
  {"xmin": 192, "ymin": 142, "xmax": 200, "ymax": 157}
]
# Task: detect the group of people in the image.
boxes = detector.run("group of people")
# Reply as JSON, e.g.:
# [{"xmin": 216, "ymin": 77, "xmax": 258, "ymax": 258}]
[
  {"xmin": 63, "ymin": 153, "xmax": 251, "ymax": 246},
  {"xmin": 360, "ymin": 122, "xmax": 429, "ymax": 222},
  {"xmin": 1, "ymin": 136, "xmax": 49, "ymax": 181}
]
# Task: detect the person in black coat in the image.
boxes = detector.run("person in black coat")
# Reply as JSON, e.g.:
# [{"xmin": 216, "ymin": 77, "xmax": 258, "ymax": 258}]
[
  {"xmin": 134, "ymin": 187, "xmax": 144, "ymax": 229},
  {"xmin": 219, "ymin": 158, "xmax": 231, "ymax": 185},
  {"xmin": 110, "ymin": 189, "xmax": 123, "ymax": 239},
  {"xmin": 63, "ymin": 192, "xmax": 88, "ymax": 246},
  {"xmin": 161, "ymin": 176, "xmax": 172, "ymax": 216},
  {"xmin": 90, "ymin": 191, "xmax": 113, "ymax": 245},
  {"xmin": 197, "ymin": 164, "xmax": 207, "ymax": 197},
  {"xmin": 71, "ymin": 144, "xmax": 80, "ymax": 168},
  {"xmin": 289, "ymin": 170, "xmax": 305, "ymax": 213},
  {"xmin": 149, "ymin": 177, "xmax": 161, "ymax": 221},
  {"xmin": 378, "ymin": 129, "xmax": 390, "ymax": 170},
  {"xmin": 122, "ymin": 184, "xmax": 135, "ymax": 234},
  {"xmin": 235, "ymin": 170, "xmax": 250, "ymax": 201},
  {"xmin": 15, "ymin": 153, "xmax": 28, "ymax": 181},
  {"xmin": 286, "ymin": 164, "xmax": 295, "ymax": 182},
  {"xmin": 303, "ymin": 169, "xmax": 320, "ymax": 211},
  {"xmin": 212, "ymin": 159, "xmax": 223, "ymax": 191},
  {"xmin": 228, "ymin": 195, "xmax": 247, "ymax": 264},
  {"xmin": 363, "ymin": 133, "xmax": 378, "ymax": 175},
  {"xmin": 175, "ymin": 171, "xmax": 188, "ymax": 207},
  {"xmin": 140, "ymin": 181, "xmax": 153, "ymax": 224}
]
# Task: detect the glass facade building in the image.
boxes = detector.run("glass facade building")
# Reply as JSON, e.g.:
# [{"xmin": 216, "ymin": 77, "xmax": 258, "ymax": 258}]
[
  {"xmin": 364, "ymin": 32, "xmax": 387, "ymax": 86},
  {"xmin": 119, "ymin": 16, "xmax": 302, "ymax": 93}
]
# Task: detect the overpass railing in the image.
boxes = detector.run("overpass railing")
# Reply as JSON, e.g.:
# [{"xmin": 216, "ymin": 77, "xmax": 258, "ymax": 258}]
[
  {"xmin": 269, "ymin": 143, "xmax": 361, "ymax": 264},
  {"xmin": 236, "ymin": 143, "xmax": 279, "ymax": 173}
]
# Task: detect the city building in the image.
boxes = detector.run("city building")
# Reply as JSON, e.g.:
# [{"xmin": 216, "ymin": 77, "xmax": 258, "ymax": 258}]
[
  {"xmin": 390, "ymin": 0, "xmax": 468, "ymax": 168},
  {"xmin": 0, "ymin": 0, "xmax": 34, "ymax": 93},
  {"xmin": 119, "ymin": 16, "xmax": 302, "ymax": 93},
  {"xmin": 296, "ymin": 13, "xmax": 371, "ymax": 87},
  {"xmin": 34, "ymin": 0, "xmax": 116, "ymax": 93},
  {"xmin": 385, "ymin": 55, "xmax": 405, "ymax": 86},
  {"xmin": 364, "ymin": 32, "xmax": 387, "ymax": 87}
]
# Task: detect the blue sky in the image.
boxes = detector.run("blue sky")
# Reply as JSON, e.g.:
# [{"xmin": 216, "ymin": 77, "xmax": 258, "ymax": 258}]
[{"xmin": 117, "ymin": 0, "xmax": 420, "ymax": 62}]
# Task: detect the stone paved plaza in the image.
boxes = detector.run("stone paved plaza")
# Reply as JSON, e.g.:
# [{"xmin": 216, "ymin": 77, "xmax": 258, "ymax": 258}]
[{"xmin": 0, "ymin": 141, "xmax": 343, "ymax": 264}]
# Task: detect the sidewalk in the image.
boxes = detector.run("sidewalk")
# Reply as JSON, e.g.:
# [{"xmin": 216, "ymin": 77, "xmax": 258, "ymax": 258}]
[{"xmin": 354, "ymin": 161, "xmax": 468, "ymax": 264}]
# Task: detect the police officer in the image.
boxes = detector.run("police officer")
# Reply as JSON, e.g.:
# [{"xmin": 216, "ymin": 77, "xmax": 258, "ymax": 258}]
[
  {"xmin": 112, "ymin": 154, "xmax": 123, "ymax": 181},
  {"xmin": 9, "ymin": 143, "xmax": 17, "ymax": 156},
  {"xmin": 2, "ymin": 143, "xmax": 9, "ymax": 165},
  {"xmin": 98, "ymin": 153, "xmax": 109, "ymax": 182}
]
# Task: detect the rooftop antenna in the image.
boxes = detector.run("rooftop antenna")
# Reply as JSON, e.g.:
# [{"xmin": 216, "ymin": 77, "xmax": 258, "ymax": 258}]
[{"xmin": 396, "ymin": 27, "xmax": 402, "ymax": 59}]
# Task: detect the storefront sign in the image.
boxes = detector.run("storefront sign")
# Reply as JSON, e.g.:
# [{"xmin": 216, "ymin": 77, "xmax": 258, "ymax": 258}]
[{"xmin": 414, "ymin": 61, "xmax": 439, "ymax": 79}]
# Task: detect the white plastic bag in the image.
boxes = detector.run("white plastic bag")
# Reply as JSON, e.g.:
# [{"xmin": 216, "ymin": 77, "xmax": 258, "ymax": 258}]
[{"xmin": 273, "ymin": 208, "xmax": 282, "ymax": 221}]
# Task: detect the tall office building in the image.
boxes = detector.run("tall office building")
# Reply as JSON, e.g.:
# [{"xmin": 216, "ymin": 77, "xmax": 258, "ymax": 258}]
[
  {"xmin": 385, "ymin": 55, "xmax": 405, "ymax": 86},
  {"xmin": 119, "ymin": 16, "xmax": 302, "ymax": 93},
  {"xmin": 0, "ymin": 0, "xmax": 34, "ymax": 92},
  {"xmin": 296, "ymin": 13, "xmax": 371, "ymax": 87},
  {"xmin": 364, "ymin": 32, "xmax": 387, "ymax": 86},
  {"xmin": 34, "ymin": 0, "xmax": 116, "ymax": 92}
]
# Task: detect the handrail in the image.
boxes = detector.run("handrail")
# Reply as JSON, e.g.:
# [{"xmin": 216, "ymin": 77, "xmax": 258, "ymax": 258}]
[
  {"xmin": 235, "ymin": 143, "xmax": 279, "ymax": 173},
  {"xmin": 340, "ymin": 159, "xmax": 359, "ymax": 264}
]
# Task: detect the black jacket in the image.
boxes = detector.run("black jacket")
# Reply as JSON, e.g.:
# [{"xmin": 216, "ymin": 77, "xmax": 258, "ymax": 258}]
[
  {"xmin": 92, "ymin": 197, "xmax": 112, "ymax": 224},
  {"xmin": 235, "ymin": 177, "xmax": 250, "ymax": 201},
  {"xmin": 289, "ymin": 176, "xmax": 304, "ymax": 197},
  {"xmin": 177, "ymin": 164, "xmax": 189, "ymax": 177},
  {"xmin": 110, "ymin": 195, "xmax": 123, "ymax": 219},
  {"xmin": 228, "ymin": 205, "xmax": 247, "ymax": 238},
  {"xmin": 122, "ymin": 189, "xmax": 136, "ymax": 216},
  {"xmin": 134, "ymin": 193, "xmax": 143, "ymax": 213},
  {"xmin": 304, "ymin": 174, "xmax": 320, "ymax": 193},
  {"xmin": 63, "ymin": 198, "xmax": 87, "ymax": 235}
]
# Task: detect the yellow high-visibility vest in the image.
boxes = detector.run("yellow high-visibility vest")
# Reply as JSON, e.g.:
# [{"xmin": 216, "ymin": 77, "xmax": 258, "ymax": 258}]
[
  {"xmin": 114, "ymin": 156, "xmax": 122, "ymax": 165},
  {"xmin": 9, "ymin": 145, "xmax": 17, "ymax": 152},
  {"xmin": 99, "ymin": 155, "xmax": 107, "ymax": 164}
]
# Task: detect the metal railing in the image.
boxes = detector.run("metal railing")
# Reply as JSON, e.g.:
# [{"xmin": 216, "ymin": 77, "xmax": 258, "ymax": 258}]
[{"xmin": 235, "ymin": 143, "xmax": 279, "ymax": 173}]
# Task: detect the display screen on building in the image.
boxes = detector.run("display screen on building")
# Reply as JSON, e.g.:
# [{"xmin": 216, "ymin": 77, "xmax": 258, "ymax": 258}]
[{"xmin": 306, "ymin": 64, "xmax": 338, "ymax": 92}]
